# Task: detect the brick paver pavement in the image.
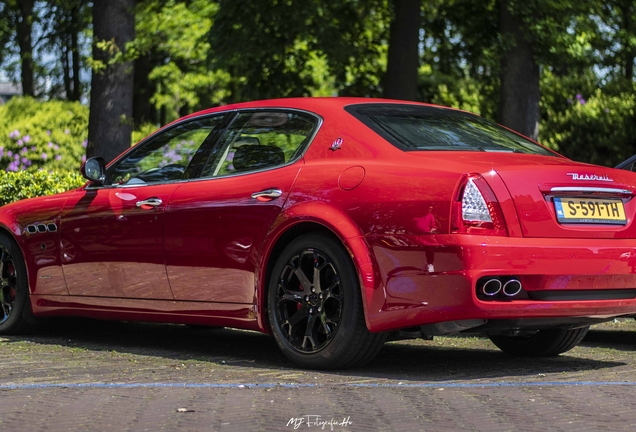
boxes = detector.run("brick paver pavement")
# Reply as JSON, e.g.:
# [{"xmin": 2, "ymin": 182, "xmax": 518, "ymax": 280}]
[{"xmin": 1, "ymin": 319, "xmax": 635, "ymax": 431}]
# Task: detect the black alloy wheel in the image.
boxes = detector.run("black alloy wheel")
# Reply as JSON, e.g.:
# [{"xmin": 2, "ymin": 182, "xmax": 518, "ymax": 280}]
[
  {"xmin": 268, "ymin": 234, "xmax": 386, "ymax": 369},
  {"xmin": 0, "ymin": 234, "xmax": 36, "ymax": 334},
  {"xmin": 273, "ymin": 247, "xmax": 344, "ymax": 353},
  {"xmin": 0, "ymin": 243, "xmax": 17, "ymax": 325}
]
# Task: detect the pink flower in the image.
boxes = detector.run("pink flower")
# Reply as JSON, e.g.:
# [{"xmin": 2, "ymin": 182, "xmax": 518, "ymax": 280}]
[
  {"xmin": 23, "ymin": 135, "xmax": 31, "ymax": 143},
  {"xmin": 8, "ymin": 130, "xmax": 20, "ymax": 139}
]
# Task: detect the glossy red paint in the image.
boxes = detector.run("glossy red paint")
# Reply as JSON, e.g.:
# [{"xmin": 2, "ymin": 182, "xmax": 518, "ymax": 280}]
[{"xmin": 1, "ymin": 97, "xmax": 636, "ymax": 338}]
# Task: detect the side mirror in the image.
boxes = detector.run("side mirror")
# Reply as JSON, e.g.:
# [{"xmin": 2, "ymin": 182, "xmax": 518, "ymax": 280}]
[{"xmin": 81, "ymin": 157, "xmax": 106, "ymax": 184}]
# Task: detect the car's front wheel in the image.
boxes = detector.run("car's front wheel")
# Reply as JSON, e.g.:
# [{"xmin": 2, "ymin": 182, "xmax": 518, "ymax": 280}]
[
  {"xmin": 487, "ymin": 327, "xmax": 589, "ymax": 357},
  {"xmin": 268, "ymin": 233, "xmax": 386, "ymax": 369},
  {"xmin": 0, "ymin": 233, "xmax": 37, "ymax": 335}
]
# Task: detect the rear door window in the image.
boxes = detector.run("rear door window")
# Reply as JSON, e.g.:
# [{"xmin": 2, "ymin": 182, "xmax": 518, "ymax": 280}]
[{"xmin": 200, "ymin": 110, "xmax": 317, "ymax": 178}]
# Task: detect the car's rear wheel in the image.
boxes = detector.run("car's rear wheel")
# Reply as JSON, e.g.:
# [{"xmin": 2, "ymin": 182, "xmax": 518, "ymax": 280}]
[
  {"xmin": 487, "ymin": 327, "xmax": 589, "ymax": 357},
  {"xmin": 268, "ymin": 234, "xmax": 386, "ymax": 369},
  {"xmin": 0, "ymin": 233, "xmax": 36, "ymax": 335}
]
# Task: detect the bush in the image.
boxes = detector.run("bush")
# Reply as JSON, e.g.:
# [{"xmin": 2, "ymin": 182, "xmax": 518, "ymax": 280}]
[
  {"xmin": 540, "ymin": 72, "xmax": 636, "ymax": 167},
  {"xmin": 0, "ymin": 97, "xmax": 88, "ymax": 172},
  {"xmin": 0, "ymin": 170, "xmax": 86, "ymax": 206}
]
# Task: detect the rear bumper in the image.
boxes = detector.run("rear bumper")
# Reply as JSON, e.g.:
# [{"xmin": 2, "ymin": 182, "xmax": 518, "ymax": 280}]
[{"xmin": 364, "ymin": 234, "xmax": 636, "ymax": 332}]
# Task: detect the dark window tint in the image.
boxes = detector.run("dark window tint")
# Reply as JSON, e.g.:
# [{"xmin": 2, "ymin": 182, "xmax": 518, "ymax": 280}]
[
  {"xmin": 108, "ymin": 115, "xmax": 225, "ymax": 185},
  {"xmin": 345, "ymin": 104, "xmax": 556, "ymax": 156},
  {"xmin": 201, "ymin": 111, "xmax": 317, "ymax": 178}
]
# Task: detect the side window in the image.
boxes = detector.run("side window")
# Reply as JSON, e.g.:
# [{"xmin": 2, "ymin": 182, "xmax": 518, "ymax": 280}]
[
  {"xmin": 201, "ymin": 111, "xmax": 316, "ymax": 178},
  {"xmin": 108, "ymin": 115, "xmax": 225, "ymax": 185}
]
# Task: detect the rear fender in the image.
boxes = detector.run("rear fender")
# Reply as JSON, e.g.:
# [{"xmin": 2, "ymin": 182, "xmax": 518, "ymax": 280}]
[{"xmin": 256, "ymin": 201, "xmax": 385, "ymax": 333}]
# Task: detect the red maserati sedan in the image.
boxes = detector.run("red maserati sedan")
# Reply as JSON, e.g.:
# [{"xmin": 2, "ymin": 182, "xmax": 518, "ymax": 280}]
[{"xmin": 2, "ymin": 98, "xmax": 636, "ymax": 369}]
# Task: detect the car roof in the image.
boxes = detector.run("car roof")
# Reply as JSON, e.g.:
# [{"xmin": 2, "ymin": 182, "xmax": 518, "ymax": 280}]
[{"xmin": 173, "ymin": 97, "xmax": 452, "ymax": 124}]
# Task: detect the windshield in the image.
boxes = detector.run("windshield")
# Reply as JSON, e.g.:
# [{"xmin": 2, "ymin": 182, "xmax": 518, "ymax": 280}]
[{"xmin": 345, "ymin": 104, "xmax": 556, "ymax": 156}]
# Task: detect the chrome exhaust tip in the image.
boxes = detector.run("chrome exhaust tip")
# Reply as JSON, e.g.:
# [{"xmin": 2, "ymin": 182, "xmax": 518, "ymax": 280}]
[
  {"xmin": 502, "ymin": 279, "xmax": 522, "ymax": 297},
  {"xmin": 481, "ymin": 279, "xmax": 502, "ymax": 296}
]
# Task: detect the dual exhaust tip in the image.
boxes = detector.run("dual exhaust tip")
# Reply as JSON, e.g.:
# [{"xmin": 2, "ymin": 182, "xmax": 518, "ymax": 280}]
[{"xmin": 481, "ymin": 278, "xmax": 523, "ymax": 297}]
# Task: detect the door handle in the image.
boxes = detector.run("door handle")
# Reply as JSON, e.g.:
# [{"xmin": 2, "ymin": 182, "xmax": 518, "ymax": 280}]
[
  {"xmin": 251, "ymin": 189, "xmax": 282, "ymax": 202},
  {"xmin": 136, "ymin": 198, "xmax": 163, "ymax": 208}
]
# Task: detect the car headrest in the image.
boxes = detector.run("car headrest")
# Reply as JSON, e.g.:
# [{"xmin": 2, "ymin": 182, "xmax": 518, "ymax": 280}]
[{"xmin": 233, "ymin": 145, "xmax": 285, "ymax": 172}]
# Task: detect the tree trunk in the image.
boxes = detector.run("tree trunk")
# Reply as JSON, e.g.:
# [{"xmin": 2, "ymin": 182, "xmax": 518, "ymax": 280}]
[
  {"xmin": 87, "ymin": 0, "xmax": 135, "ymax": 163},
  {"xmin": 383, "ymin": 0, "xmax": 421, "ymax": 101},
  {"xmin": 70, "ymin": 6, "xmax": 81, "ymax": 101},
  {"xmin": 61, "ymin": 38, "xmax": 72, "ymax": 99},
  {"xmin": 620, "ymin": 2, "xmax": 634, "ymax": 81},
  {"xmin": 497, "ymin": 0, "xmax": 540, "ymax": 140},
  {"xmin": 132, "ymin": 53, "xmax": 157, "ymax": 126},
  {"xmin": 15, "ymin": 0, "xmax": 35, "ymax": 96}
]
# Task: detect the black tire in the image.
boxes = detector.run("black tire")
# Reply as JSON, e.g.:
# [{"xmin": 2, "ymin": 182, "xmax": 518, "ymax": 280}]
[
  {"xmin": 267, "ymin": 233, "xmax": 386, "ymax": 369},
  {"xmin": 488, "ymin": 327, "xmax": 589, "ymax": 357},
  {"xmin": 0, "ymin": 233, "xmax": 37, "ymax": 335}
]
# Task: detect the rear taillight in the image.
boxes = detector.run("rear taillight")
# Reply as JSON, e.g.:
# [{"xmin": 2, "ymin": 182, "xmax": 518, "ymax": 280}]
[{"xmin": 451, "ymin": 174, "xmax": 508, "ymax": 236}]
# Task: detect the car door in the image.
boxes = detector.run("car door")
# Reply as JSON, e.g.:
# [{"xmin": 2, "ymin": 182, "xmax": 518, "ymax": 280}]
[
  {"xmin": 60, "ymin": 114, "xmax": 228, "ymax": 299},
  {"xmin": 164, "ymin": 109, "xmax": 320, "ymax": 303}
]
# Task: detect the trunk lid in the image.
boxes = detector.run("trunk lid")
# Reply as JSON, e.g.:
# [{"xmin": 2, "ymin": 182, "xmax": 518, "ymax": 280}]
[{"xmin": 409, "ymin": 152, "xmax": 636, "ymax": 238}]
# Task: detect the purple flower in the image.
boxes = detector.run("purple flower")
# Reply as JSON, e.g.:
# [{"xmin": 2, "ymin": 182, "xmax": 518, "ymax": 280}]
[
  {"xmin": 14, "ymin": 153, "xmax": 19, "ymax": 160},
  {"xmin": 20, "ymin": 148, "xmax": 27, "ymax": 155},
  {"xmin": 82, "ymin": 155, "xmax": 86, "ymax": 162},
  {"xmin": 46, "ymin": 130, "xmax": 51, "ymax": 135},
  {"xmin": 7, "ymin": 151, "xmax": 12, "ymax": 157},
  {"xmin": 48, "ymin": 142, "xmax": 54, "ymax": 148},
  {"xmin": 64, "ymin": 129, "xmax": 70, "ymax": 135},
  {"xmin": 17, "ymin": 139, "xmax": 23, "ymax": 146},
  {"xmin": 0, "ymin": 149, "xmax": 4, "ymax": 158},
  {"xmin": 567, "ymin": 99, "xmax": 573, "ymax": 104},
  {"xmin": 7, "ymin": 162, "xmax": 18, "ymax": 172},
  {"xmin": 579, "ymin": 98, "xmax": 586, "ymax": 105},
  {"xmin": 24, "ymin": 160, "xmax": 32, "ymax": 167},
  {"xmin": 576, "ymin": 94, "xmax": 583, "ymax": 100},
  {"xmin": 41, "ymin": 153, "xmax": 48, "ymax": 161},
  {"xmin": 82, "ymin": 139, "xmax": 88, "ymax": 149},
  {"xmin": 54, "ymin": 145, "xmax": 59, "ymax": 151},
  {"xmin": 55, "ymin": 155, "xmax": 62, "ymax": 161},
  {"xmin": 30, "ymin": 146, "xmax": 36, "ymax": 151},
  {"xmin": 23, "ymin": 135, "xmax": 31, "ymax": 143},
  {"xmin": 8, "ymin": 130, "xmax": 20, "ymax": 139},
  {"xmin": 21, "ymin": 157, "xmax": 27, "ymax": 164}
]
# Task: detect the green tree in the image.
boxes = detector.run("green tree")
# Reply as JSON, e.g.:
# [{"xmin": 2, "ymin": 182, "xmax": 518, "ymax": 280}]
[
  {"xmin": 0, "ymin": 0, "xmax": 36, "ymax": 96},
  {"xmin": 134, "ymin": 0, "xmax": 229, "ymax": 125},
  {"xmin": 209, "ymin": 0, "xmax": 389, "ymax": 102}
]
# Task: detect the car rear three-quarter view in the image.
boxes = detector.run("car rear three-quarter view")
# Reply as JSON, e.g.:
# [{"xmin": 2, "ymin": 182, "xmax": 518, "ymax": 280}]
[{"xmin": 2, "ymin": 97, "xmax": 636, "ymax": 370}]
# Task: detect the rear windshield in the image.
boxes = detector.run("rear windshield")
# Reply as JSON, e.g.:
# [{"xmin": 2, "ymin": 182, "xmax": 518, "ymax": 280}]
[{"xmin": 345, "ymin": 104, "xmax": 556, "ymax": 156}]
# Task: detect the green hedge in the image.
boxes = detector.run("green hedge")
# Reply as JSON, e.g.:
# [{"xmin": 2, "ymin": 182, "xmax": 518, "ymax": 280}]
[{"xmin": 0, "ymin": 171, "xmax": 86, "ymax": 207}]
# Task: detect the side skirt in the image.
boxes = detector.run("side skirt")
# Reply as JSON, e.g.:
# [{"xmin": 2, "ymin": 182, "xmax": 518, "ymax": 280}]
[{"xmin": 30, "ymin": 295, "xmax": 262, "ymax": 331}]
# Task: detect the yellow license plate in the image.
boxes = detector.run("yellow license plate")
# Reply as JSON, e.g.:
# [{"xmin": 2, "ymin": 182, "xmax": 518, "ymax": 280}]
[{"xmin": 554, "ymin": 197, "xmax": 627, "ymax": 224}]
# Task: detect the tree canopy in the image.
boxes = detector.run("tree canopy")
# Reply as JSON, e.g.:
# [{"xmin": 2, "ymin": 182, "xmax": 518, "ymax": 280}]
[{"xmin": 0, "ymin": 0, "xmax": 634, "ymax": 167}]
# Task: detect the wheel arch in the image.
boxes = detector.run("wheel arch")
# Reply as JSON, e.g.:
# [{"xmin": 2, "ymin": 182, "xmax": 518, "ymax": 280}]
[{"xmin": 257, "ymin": 203, "xmax": 385, "ymax": 333}]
